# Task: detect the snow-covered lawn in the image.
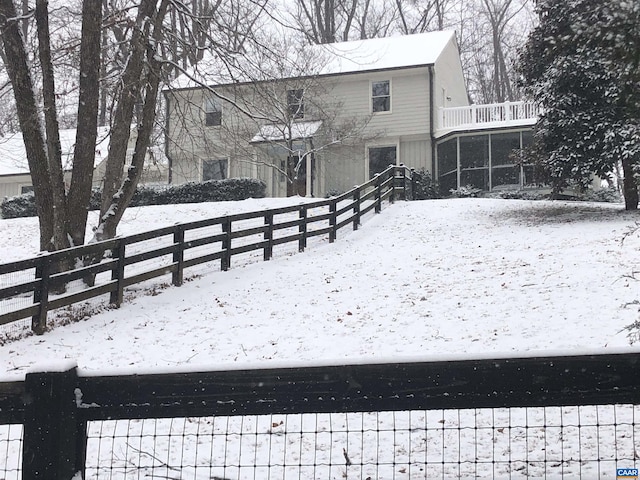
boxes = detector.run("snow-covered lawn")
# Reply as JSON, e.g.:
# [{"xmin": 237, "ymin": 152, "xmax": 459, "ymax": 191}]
[
  {"xmin": 2, "ymin": 197, "xmax": 639, "ymax": 375},
  {"xmin": 1, "ymin": 197, "xmax": 640, "ymax": 479}
]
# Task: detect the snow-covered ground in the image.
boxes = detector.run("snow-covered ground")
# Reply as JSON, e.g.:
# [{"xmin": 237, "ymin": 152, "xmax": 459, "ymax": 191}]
[
  {"xmin": 1, "ymin": 197, "xmax": 640, "ymax": 479},
  {"xmin": 2, "ymin": 197, "xmax": 640, "ymax": 375}
]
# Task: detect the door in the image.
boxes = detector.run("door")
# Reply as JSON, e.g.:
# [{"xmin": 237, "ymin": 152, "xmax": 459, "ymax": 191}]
[{"xmin": 286, "ymin": 155, "xmax": 306, "ymax": 197}]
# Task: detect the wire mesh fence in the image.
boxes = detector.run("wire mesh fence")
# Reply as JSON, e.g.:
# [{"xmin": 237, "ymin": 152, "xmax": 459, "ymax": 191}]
[
  {"xmin": 2, "ymin": 353, "xmax": 640, "ymax": 479},
  {"xmin": 0, "ymin": 424, "xmax": 22, "ymax": 480},
  {"xmin": 83, "ymin": 405, "xmax": 639, "ymax": 479}
]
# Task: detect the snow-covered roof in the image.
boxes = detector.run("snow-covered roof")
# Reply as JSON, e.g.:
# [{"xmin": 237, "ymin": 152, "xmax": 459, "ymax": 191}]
[
  {"xmin": 318, "ymin": 30, "xmax": 454, "ymax": 76},
  {"xmin": 250, "ymin": 121, "xmax": 323, "ymax": 143},
  {"xmin": 170, "ymin": 31, "xmax": 455, "ymax": 90},
  {"xmin": 0, "ymin": 127, "xmax": 111, "ymax": 176}
]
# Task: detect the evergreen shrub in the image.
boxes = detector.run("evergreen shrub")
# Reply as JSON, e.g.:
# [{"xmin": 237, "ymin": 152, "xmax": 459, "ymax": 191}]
[
  {"xmin": 0, "ymin": 178, "xmax": 266, "ymax": 219},
  {"xmin": 411, "ymin": 169, "xmax": 441, "ymax": 200}
]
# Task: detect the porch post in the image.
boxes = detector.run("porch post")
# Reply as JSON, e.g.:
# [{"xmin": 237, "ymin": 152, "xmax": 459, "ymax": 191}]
[{"xmin": 306, "ymin": 153, "xmax": 312, "ymax": 197}]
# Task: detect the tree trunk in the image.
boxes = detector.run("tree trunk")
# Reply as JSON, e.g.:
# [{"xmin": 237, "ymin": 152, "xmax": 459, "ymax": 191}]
[
  {"xmin": 99, "ymin": 0, "xmax": 157, "ymax": 236},
  {"xmin": 35, "ymin": 0, "xmax": 70, "ymax": 253},
  {"xmin": 68, "ymin": 0, "xmax": 102, "ymax": 247},
  {"xmin": 96, "ymin": 0, "xmax": 170, "ymax": 241},
  {"xmin": 0, "ymin": 0, "xmax": 54, "ymax": 252},
  {"xmin": 622, "ymin": 156, "xmax": 639, "ymax": 210}
]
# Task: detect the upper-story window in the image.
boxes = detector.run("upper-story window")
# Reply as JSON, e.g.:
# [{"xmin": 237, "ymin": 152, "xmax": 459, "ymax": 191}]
[
  {"xmin": 372, "ymin": 80, "xmax": 391, "ymax": 113},
  {"xmin": 287, "ymin": 89, "xmax": 304, "ymax": 119},
  {"xmin": 204, "ymin": 95, "xmax": 222, "ymax": 126}
]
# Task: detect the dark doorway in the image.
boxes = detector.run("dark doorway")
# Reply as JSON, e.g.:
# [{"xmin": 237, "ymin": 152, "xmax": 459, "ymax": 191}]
[
  {"xmin": 286, "ymin": 155, "xmax": 306, "ymax": 197},
  {"xmin": 369, "ymin": 146, "xmax": 396, "ymax": 179}
]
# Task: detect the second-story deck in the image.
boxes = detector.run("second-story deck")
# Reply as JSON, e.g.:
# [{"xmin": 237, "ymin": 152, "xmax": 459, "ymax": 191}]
[{"xmin": 436, "ymin": 101, "xmax": 540, "ymax": 138}]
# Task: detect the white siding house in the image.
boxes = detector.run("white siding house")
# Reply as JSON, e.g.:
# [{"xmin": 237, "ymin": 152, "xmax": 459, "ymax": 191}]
[{"xmin": 165, "ymin": 31, "xmax": 470, "ymax": 197}]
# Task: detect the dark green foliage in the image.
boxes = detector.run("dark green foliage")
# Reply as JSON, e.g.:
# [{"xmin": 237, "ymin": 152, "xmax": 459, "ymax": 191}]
[
  {"xmin": 411, "ymin": 169, "xmax": 441, "ymax": 200},
  {"xmin": 518, "ymin": 0, "xmax": 640, "ymax": 209},
  {"xmin": 0, "ymin": 191, "xmax": 37, "ymax": 218},
  {"xmin": 580, "ymin": 187, "xmax": 622, "ymax": 204},
  {"xmin": 1, "ymin": 178, "xmax": 266, "ymax": 219}
]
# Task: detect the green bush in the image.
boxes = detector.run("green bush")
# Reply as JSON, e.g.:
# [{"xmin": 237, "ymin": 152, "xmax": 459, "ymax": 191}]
[
  {"xmin": 580, "ymin": 187, "xmax": 622, "ymax": 203},
  {"xmin": 411, "ymin": 168, "xmax": 441, "ymax": 200},
  {"xmin": 0, "ymin": 191, "xmax": 37, "ymax": 218},
  {"xmin": 1, "ymin": 178, "xmax": 266, "ymax": 219}
]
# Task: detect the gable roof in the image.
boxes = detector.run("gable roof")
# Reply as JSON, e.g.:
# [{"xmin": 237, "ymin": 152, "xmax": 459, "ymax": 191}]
[
  {"xmin": 170, "ymin": 30, "xmax": 456, "ymax": 91},
  {"xmin": 318, "ymin": 30, "xmax": 455, "ymax": 76}
]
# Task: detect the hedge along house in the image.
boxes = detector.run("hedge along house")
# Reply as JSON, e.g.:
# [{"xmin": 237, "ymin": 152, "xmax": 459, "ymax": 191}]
[{"xmin": 164, "ymin": 31, "xmax": 470, "ymax": 197}]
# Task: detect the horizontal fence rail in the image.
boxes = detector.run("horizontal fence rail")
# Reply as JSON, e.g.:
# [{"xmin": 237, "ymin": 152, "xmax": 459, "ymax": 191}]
[
  {"xmin": 0, "ymin": 166, "xmax": 412, "ymax": 335},
  {"xmin": 0, "ymin": 352, "xmax": 639, "ymax": 478}
]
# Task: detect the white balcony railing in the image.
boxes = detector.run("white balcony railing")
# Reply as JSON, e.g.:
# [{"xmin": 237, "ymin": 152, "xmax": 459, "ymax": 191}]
[{"xmin": 438, "ymin": 101, "xmax": 540, "ymax": 133}]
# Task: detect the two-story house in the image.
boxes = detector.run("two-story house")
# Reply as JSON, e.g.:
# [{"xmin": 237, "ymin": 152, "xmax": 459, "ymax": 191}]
[
  {"xmin": 165, "ymin": 31, "xmax": 472, "ymax": 197},
  {"xmin": 166, "ymin": 30, "xmax": 546, "ymax": 197}
]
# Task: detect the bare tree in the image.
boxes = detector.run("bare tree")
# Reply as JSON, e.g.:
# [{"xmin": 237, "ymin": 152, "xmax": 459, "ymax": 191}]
[{"xmin": 165, "ymin": 36, "xmax": 378, "ymax": 197}]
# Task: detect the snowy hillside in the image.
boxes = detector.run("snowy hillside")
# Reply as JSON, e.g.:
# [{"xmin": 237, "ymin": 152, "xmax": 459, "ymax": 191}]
[{"xmin": 1, "ymin": 198, "xmax": 640, "ymax": 379}]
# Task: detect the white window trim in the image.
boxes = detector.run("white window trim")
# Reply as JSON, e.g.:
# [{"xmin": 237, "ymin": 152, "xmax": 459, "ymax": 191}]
[
  {"xmin": 370, "ymin": 79, "xmax": 392, "ymax": 115},
  {"xmin": 203, "ymin": 95, "xmax": 223, "ymax": 127}
]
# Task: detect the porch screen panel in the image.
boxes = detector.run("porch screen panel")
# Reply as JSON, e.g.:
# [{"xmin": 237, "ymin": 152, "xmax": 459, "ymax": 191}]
[
  {"xmin": 491, "ymin": 132, "xmax": 521, "ymax": 188},
  {"xmin": 459, "ymin": 135, "xmax": 489, "ymax": 190},
  {"xmin": 520, "ymin": 131, "xmax": 545, "ymax": 187},
  {"xmin": 437, "ymin": 139, "xmax": 457, "ymax": 194}
]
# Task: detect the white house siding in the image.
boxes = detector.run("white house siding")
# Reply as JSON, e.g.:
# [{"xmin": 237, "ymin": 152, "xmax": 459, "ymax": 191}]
[
  {"xmin": 166, "ymin": 38, "xmax": 474, "ymax": 197},
  {"xmin": 0, "ymin": 174, "xmax": 32, "ymax": 199},
  {"xmin": 433, "ymin": 37, "xmax": 469, "ymax": 114},
  {"xmin": 321, "ymin": 144, "xmax": 366, "ymax": 195},
  {"xmin": 399, "ymin": 137, "xmax": 430, "ymax": 171}
]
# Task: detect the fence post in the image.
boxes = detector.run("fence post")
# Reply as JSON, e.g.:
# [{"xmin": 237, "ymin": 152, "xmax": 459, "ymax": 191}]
[
  {"xmin": 299, "ymin": 206, "xmax": 307, "ymax": 252},
  {"xmin": 23, "ymin": 367, "xmax": 84, "ymax": 479},
  {"xmin": 410, "ymin": 168, "xmax": 416, "ymax": 201},
  {"xmin": 172, "ymin": 225, "xmax": 185, "ymax": 287},
  {"xmin": 221, "ymin": 220, "xmax": 232, "ymax": 271},
  {"xmin": 398, "ymin": 165, "xmax": 406, "ymax": 201},
  {"xmin": 32, "ymin": 255, "xmax": 50, "ymax": 335},
  {"xmin": 375, "ymin": 174, "xmax": 382, "ymax": 213},
  {"xmin": 389, "ymin": 169, "xmax": 396, "ymax": 205},
  {"xmin": 353, "ymin": 187, "xmax": 361, "ymax": 231},
  {"xmin": 329, "ymin": 199, "xmax": 337, "ymax": 243},
  {"xmin": 264, "ymin": 213, "xmax": 274, "ymax": 261},
  {"xmin": 110, "ymin": 239, "xmax": 126, "ymax": 307}
]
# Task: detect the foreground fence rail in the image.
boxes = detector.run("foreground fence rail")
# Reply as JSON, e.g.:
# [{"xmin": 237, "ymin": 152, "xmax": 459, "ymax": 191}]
[
  {"xmin": 1, "ymin": 352, "xmax": 639, "ymax": 478},
  {"xmin": 0, "ymin": 166, "xmax": 411, "ymax": 334}
]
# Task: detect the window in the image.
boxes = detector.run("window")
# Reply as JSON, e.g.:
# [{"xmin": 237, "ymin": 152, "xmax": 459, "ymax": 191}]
[
  {"xmin": 372, "ymin": 80, "xmax": 391, "ymax": 113},
  {"xmin": 20, "ymin": 185, "xmax": 34, "ymax": 194},
  {"xmin": 203, "ymin": 159, "xmax": 227, "ymax": 181},
  {"xmin": 204, "ymin": 95, "xmax": 222, "ymax": 126},
  {"xmin": 368, "ymin": 146, "xmax": 396, "ymax": 179},
  {"xmin": 287, "ymin": 89, "xmax": 304, "ymax": 119}
]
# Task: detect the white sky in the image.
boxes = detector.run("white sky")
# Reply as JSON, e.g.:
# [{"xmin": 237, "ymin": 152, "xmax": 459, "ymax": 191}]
[{"xmin": 1, "ymin": 197, "xmax": 640, "ymax": 380}]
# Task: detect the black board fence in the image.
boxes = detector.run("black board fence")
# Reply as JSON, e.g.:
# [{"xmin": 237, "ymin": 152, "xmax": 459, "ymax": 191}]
[
  {"xmin": 0, "ymin": 352, "xmax": 639, "ymax": 478},
  {"xmin": 0, "ymin": 165, "xmax": 412, "ymax": 334}
]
